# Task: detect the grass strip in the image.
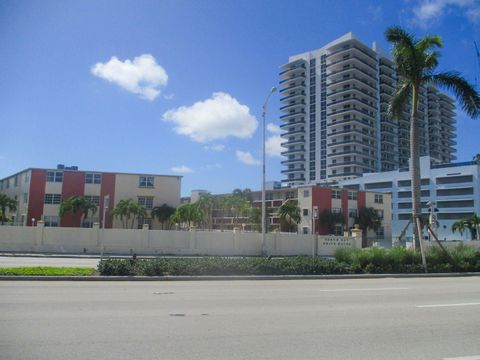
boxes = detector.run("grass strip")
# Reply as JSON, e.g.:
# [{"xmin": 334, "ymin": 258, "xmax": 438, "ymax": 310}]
[{"xmin": 0, "ymin": 267, "xmax": 96, "ymax": 276}]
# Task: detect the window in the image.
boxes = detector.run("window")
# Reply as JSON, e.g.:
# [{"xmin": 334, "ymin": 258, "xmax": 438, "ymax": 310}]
[
  {"xmin": 332, "ymin": 189, "xmax": 341, "ymax": 199},
  {"xmin": 47, "ymin": 171, "xmax": 63, "ymax": 183},
  {"xmin": 14, "ymin": 175, "xmax": 18, "ymax": 187},
  {"xmin": 85, "ymin": 173, "xmax": 102, "ymax": 184},
  {"xmin": 376, "ymin": 227, "xmax": 385, "ymax": 239},
  {"xmin": 376, "ymin": 209, "xmax": 384, "ymax": 220},
  {"xmin": 6, "ymin": 179, "xmax": 9, "ymax": 189},
  {"xmin": 84, "ymin": 195, "xmax": 100, "ymax": 206},
  {"xmin": 138, "ymin": 218, "xmax": 152, "ymax": 229},
  {"xmin": 303, "ymin": 190, "xmax": 310, "ymax": 197},
  {"xmin": 332, "ymin": 207, "xmax": 342, "ymax": 214},
  {"xmin": 374, "ymin": 194, "xmax": 383, "ymax": 204},
  {"xmin": 138, "ymin": 196, "xmax": 154, "ymax": 209},
  {"xmin": 44, "ymin": 194, "xmax": 62, "ymax": 204},
  {"xmin": 333, "ymin": 224, "xmax": 343, "ymax": 236},
  {"xmin": 43, "ymin": 216, "xmax": 59, "ymax": 227},
  {"xmin": 25, "ymin": 174, "xmax": 29, "ymax": 183},
  {"xmin": 23, "ymin": 193, "xmax": 28, "ymax": 204},
  {"xmin": 348, "ymin": 191, "xmax": 357, "ymax": 200},
  {"xmin": 348, "ymin": 209, "xmax": 357, "ymax": 218},
  {"xmin": 303, "ymin": 209, "xmax": 309, "ymax": 216},
  {"xmin": 139, "ymin": 176, "xmax": 154, "ymax": 188}
]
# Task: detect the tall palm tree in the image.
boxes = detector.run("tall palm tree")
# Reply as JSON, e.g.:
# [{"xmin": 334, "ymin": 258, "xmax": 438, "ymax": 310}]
[
  {"xmin": 355, "ymin": 207, "xmax": 382, "ymax": 248},
  {"xmin": 196, "ymin": 193, "xmax": 217, "ymax": 230},
  {"xmin": 386, "ymin": 26, "xmax": 480, "ymax": 252},
  {"xmin": 318, "ymin": 210, "xmax": 345, "ymax": 235},
  {"xmin": 0, "ymin": 194, "xmax": 17, "ymax": 225},
  {"xmin": 111, "ymin": 199, "xmax": 145, "ymax": 229},
  {"xmin": 278, "ymin": 201, "xmax": 301, "ymax": 233},
  {"xmin": 171, "ymin": 203, "xmax": 203, "ymax": 229},
  {"xmin": 151, "ymin": 203, "xmax": 176, "ymax": 229}
]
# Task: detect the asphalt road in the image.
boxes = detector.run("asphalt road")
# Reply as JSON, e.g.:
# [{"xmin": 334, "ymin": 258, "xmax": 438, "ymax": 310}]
[{"xmin": 1, "ymin": 278, "xmax": 480, "ymax": 360}]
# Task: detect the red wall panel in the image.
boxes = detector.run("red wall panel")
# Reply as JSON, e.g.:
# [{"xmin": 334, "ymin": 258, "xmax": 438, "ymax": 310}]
[
  {"xmin": 61, "ymin": 171, "xmax": 86, "ymax": 227},
  {"xmin": 312, "ymin": 187, "xmax": 332, "ymax": 235},
  {"xmin": 341, "ymin": 189, "xmax": 349, "ymax": 229},
  {"xmin": 99, "ymin": 173, "xmax": 116, "ymax": 228},
  {"xmin": 357, "ymin": 191, "xmax": 366, "ymax": 210},
  {"xmin": 27, "ymin": 169, "xmax": 46, "ymax": 226}
]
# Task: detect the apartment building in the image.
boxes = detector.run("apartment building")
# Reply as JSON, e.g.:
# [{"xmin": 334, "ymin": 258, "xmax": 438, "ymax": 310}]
[
  {"xmin": 0, "ymin": 165, "xmax": 181, "ymax": 228},
  {"xmin": 280, "ymin": 32, "xmax": 456, "ymax": 185},
  {"xmin": 338, "ymin": 156, "xmax": 480, "ymax": 241},
  {"xmin": 193, "ymin": 186, "xmax": 391, "ymax": 243}
]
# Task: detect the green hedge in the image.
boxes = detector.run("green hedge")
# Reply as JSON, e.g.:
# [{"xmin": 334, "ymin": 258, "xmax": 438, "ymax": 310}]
[
  {"xmin": 97, "ymin": 245, "xmax": 480, "ymax": 276},
  {"xmin": 0, "ymin": 267, "xmax": 96, "ymax": 276}
]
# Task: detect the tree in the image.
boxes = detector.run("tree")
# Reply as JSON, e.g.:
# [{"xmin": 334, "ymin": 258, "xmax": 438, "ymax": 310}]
[
  {"xmin": 151, "ymin": 203, "xmax": 176, "ymax": 229},
  {"xmin": 278, "ymin": 201, "xmax": 301, "ymax": 233},
  {"xmin": 111, "ymin": 199, "xmax": 146, "ymax": 229},
  {"xmin": 386, "ymin": 27, "xmax": 480, "ymax": 253},
  {"xmin": 196, "ymin": 193, "xmax": 217, "ymax": 230},
  {"xmin": 0, "ymin": 194, "xmax": 17, "ymax": 225},
  {"xmin": 318, "ymin": 210, "xmax": 345, "ymax": 235},
  {"xmin": 451, "ymin": 219, "xmax": 469, "ymax": 240},
  {"xmin": 59, "ymin": 196, "xmax": 97, "ymax": 227},
  {"xmin": 171, "ymin": 203, "xmax": 203, "ymax": 229},
  {"xmin": 355, "ymin": 207, "xmax": 382, "ymax": 248}
]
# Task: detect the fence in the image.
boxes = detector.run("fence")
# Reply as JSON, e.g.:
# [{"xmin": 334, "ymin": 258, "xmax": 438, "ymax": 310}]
[{"xmin": 0, "ymin": 222, "xmax": 363, "ymax": 257}]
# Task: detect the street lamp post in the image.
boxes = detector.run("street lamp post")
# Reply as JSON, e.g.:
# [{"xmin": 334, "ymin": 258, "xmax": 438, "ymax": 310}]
[{"xmin": 261, "ymin": 86, "xmax": 277, "ymax": 256}]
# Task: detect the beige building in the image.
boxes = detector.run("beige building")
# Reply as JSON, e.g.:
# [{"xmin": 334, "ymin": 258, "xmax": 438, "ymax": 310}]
[{"xmin": 0, "ymin": 165, "xmax": 181, "ymax": 229}]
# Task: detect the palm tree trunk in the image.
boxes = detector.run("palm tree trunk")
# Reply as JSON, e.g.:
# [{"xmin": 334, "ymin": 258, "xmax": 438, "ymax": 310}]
[{"xmin": 410, "ymin": 84, "xmax": 423, "ymax": 249}]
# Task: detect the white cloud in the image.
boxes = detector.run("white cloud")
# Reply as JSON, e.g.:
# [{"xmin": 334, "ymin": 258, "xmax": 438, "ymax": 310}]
[
  {"xmin": 410, "ymin": 0, "xmax": 479, "ymax": 27},
  {"xmin": 203, "ymin": 144, "xmax": 225, "ymax": 152},
  {"xmin": 266, "ymin": 136, "xmax": 283, "ymax": 157},
  {"xmin": 171, "ymin": 165, "xmax": 193, "ymax": 174},
  {"xmin": 162, "ymin": 92, "xmax": 258, "ymax": 143},
  {"xmin": 163, "ymin": 93, "xmax": 175, "ymax": 100},
  {"xmin": 236, "ymin": 150, "xmax": 260, "ymax": 165},
  {"xmin": 266, "ymin": 123, "xmax": 282, "ymax": 135},
  {"xmin": 91, "ymin": 54, "xmax": 168, "ymax": 101}
]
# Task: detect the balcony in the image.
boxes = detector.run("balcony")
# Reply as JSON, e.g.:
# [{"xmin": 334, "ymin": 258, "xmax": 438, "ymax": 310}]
[
  {"xmin": 281, "ymin": 138, "xmax": 305, "ymax": 147},
  {"xmin": 281, "ymin": 148, "xmax": 305, "ymax": 156},
  {"xmin": 280, "ymin": 120, "xmax": 305, "ymax": 129},
  {"xmin": 327, "ymin": 107, "xmax": 376, "ymax": 120},
  {"xmin": 281, "ymin": 129, "xmax": 305, "ymax": 138},
  {"xmin": 281, "ymin": 167, "xmax": 305, "ymax": 174},
  {"xmin": 279, "ymin": 83, "xmax": 306, "ymax": 94},
  {"xmin": 280, "ymin": 101, "xmax": 305, "ymax": 112},
  {"xmin": 281, "ymin": 157, "xmax": 305, "ymax": 165},
  {"xmin": 280, "ymin": 110, "xmax": 306, "ymax": 120},
  {"xmin": 279, "ymin": 74, "xmax": 306, "ymax": 85},
  {"xmin": 280, "ymin": 92, "xmax": 306, "ymax": 102},
  {"xmin": 279, "ymin": 64, "xmax": 306, "ymax": 76}
]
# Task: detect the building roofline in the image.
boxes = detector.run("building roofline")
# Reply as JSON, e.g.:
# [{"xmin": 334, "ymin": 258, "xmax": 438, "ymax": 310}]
[{"xmin": 0, "ymin": 167, "xmax": 183, "ymax": 181}]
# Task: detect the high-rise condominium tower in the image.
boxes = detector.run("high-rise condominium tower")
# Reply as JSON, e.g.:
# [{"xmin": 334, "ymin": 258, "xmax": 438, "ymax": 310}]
[{"xmin": 280, "ymin": 33, "xmax": 456, "ymax": 186}]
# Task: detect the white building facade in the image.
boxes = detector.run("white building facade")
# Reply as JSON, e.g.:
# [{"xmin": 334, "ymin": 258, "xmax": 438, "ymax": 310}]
[{"xmin": 338, "ymin": 156, "xmax": 480, "ymax": 241}]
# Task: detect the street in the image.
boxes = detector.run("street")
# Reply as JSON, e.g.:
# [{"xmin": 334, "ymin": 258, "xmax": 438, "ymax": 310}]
[{"xmin": 1, "ymin": 277, "xmax": 480, "ymax": 359}]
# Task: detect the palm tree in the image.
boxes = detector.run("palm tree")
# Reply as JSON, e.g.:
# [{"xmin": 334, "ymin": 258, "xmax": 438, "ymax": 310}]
[
  {"xmin": 0, "ymin": 194, "xmax": 17, "ymax": 225},
  {"xmin": 171, "ymin": 203, "xmax": 203, "ymax": 229},
  {"xmin": 278, "ymin": 201, "xmax": 301, "ymax": 233},
  {"xmin": 318, "ymin": 210, "xmax": 345, "ymax": 235},
  {"xmin": 451, "ymin": 219, "xmax": 469, "ymax": 240},
  {"xmin": 111, "ymin": 199, "xmax": 145, "ymax": 229},
  {"xmin": 151, "ymin": 203, "xmax": 176, "ymax": 229},
  {"xmin": 355, "ymin": 207, "xmax": 382, "ymax": 248},
  {"xmin": 468, "ymin": 214, "xmax": 480, "ymax": 240},
  {"xmin": 59, "ymin": 196, "xmax": 98, "ymax": 227},
  {"xmin": 196, "ymin": 193, "xmax": 217, "ymax": 230},
  {"xmin": 386, "ymin": 27, "xmax": 480, "ymax": 253}
]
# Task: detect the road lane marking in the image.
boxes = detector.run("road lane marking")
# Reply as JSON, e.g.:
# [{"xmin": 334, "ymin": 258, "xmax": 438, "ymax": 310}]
[
  {"xmin": 417, "ymin": 302, "xmax": 480, "ymax": 308},
  {"xmin": 443, "ymin": 356, "xmax": 480, "ymax": 360},
  {"xmin": 317, "ymin": 287, "xmax": 409, "ymax": 292}
]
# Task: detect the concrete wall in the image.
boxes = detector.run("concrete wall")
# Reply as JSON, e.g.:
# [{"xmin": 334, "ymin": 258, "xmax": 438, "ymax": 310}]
[{"xmin": 0, "ymin": 224, "xmax": 363, "ymax": 257}]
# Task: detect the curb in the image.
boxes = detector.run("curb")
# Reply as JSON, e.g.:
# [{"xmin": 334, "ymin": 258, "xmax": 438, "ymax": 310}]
[{"xmin": 1, "ymin": 272, "xmax": 480, "ymax": 281}]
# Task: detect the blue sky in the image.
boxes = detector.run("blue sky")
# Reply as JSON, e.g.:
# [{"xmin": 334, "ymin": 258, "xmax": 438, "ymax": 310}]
[{"xmin": 1, "ymin": 0, "xmax": 480, "ymax": 196}]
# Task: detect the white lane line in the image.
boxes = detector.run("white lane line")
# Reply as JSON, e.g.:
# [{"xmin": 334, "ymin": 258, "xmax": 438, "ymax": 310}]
[
  {"xmin": 417, "ymin": 302, "xmax": 480, "ymax": 308},
  {"xmin": 317, "ymin": 287, "xmax": 409, "ymax": 292},
  {"xmin": 443, "ymin": 355, "xmax": 480, "ymax": 360}
]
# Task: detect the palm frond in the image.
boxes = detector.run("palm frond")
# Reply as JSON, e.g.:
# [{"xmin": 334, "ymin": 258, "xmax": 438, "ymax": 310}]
[
  {"xmin": 423, "ymin": 51, "xmax": 440, "ymax": 73},
  {"xmin": 388, "ymin": 79, "xmax": 412, "ymax": 119},
  {"xmin": 427, "ymin": 72, "xmax": 480, "ymax": 118},
  {"xmin": 416, "ymin": 35, "xmax": 442, "ymax": 53}
]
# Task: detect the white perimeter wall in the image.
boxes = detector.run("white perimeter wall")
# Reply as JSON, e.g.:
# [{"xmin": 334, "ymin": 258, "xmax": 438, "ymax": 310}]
[{"xmin": 0, "ymin": 225, "xmax": 363, "ymax": 257}]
